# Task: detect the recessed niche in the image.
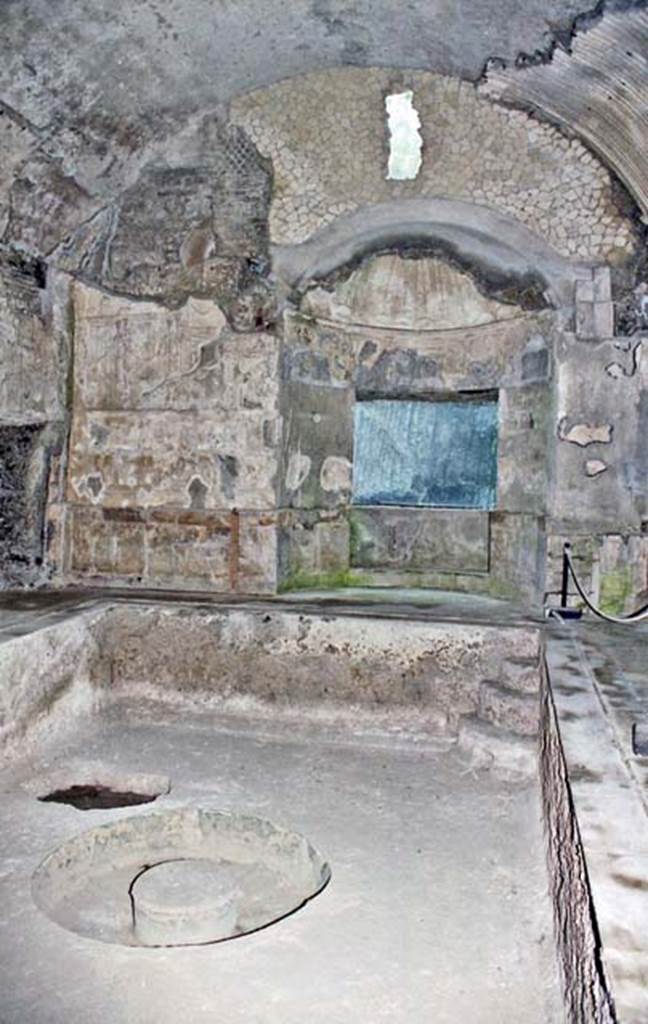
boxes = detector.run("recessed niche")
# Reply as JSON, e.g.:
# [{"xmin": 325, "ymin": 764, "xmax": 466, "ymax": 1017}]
[{"xmin": 353, "ymin": 397, "xmax": 498, "ymax": 509}]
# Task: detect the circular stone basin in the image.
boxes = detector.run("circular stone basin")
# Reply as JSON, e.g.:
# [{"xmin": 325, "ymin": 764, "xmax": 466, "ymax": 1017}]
[{"xmin": 32, "ymin": 808, "xmax": 330, "ymax": 947}]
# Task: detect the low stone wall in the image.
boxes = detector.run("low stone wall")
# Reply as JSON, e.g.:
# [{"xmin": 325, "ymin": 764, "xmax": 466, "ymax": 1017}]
[
  {"xmin": 540, "ymin": 663, "xmax": 617, "ymax": 1024},
  {"xmin": 0, "ymin": 608, "xmax": 108, "ymax": 764},
  {"xmin": 95, "ymin": 603, "xmax": 542, "ymax": 739},
  {"xmin": 0, "ymin": 598, "xmax": 546, "ymax": 769},
  {"xmin": 0, "ymin": 597, "xmax": 549, "ymax": 786}
]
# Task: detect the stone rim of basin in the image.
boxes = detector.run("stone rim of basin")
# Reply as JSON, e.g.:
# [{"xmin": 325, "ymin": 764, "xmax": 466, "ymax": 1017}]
[{"xmin": 32, "ymin": 807, "xmax": 331, "ymax": 948}]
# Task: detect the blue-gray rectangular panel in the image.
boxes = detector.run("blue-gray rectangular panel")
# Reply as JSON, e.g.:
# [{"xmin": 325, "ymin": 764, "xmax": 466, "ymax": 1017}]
[{"xmin": 353, "ymin": 398, "xmax": 498, "ymax": 509}]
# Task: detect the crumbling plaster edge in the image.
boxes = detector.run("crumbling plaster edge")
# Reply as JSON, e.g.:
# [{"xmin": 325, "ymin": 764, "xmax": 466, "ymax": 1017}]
[{"xmin": 271, "ymin": 198, "xmax": 591, "ymax": 312}]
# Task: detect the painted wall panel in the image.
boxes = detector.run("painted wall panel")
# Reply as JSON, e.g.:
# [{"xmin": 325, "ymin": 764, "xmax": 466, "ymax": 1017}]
[{"xmin": 353, "ymin": 398, "xmax": 498, "ymax": 509}]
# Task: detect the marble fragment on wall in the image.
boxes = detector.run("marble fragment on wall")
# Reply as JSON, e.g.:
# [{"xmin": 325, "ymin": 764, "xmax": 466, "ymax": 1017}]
[
  {"xmin": 546, "ymin": 336, "xmax": 647, "ymax": 610},
  {"xmin": 553, "ymin": 335, "xmax": 644, "ymax": 532}
]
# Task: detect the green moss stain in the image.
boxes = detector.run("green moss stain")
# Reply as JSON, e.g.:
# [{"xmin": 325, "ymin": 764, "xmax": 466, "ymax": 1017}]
[
  {"xmin": 599, "ymin": 568, "xmax": 634, "ymax": 616},
  {"xmin": 278, "ymin": 568, "xmax": 370, "ymax": 593},
  {"xmin": 487, "ymin": 577, "xmax": 518, "ymax": 601}
]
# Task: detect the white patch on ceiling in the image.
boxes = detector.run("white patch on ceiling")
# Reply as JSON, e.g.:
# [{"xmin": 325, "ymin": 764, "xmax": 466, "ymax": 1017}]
[{"xmin": 385, "ymin": 90, "xmax": 422, "ymax": 181}]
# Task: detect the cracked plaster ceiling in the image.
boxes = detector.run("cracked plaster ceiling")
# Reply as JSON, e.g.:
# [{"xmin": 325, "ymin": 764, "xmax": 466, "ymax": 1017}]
[
  {"xmin": 0, "ymin": 0, "xmax": 602, "ymax": 127},
  {"xmin": 1, "ymin": 0, "xmax": 647, "ymax": 257}
]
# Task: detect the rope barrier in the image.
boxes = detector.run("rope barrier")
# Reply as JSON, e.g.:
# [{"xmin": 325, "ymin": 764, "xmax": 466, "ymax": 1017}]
[{"xmin": 557, "ymin": 543, "xmax": 648, "ymax": 625}]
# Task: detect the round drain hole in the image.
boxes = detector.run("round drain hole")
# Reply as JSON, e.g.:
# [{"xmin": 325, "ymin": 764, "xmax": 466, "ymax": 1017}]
[{"xmin": 32, "ymin": 807, "xmax": 330, "ymax": 947}]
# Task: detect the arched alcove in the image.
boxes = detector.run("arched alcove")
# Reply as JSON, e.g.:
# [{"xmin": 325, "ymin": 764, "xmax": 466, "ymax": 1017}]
[
  {"xmin": 13, "ymin": 62, "xmax": 640, "ymax": 614},
  {"xmin": 276, "ymin": 204, "xmax": 571, "ymax": 603}
]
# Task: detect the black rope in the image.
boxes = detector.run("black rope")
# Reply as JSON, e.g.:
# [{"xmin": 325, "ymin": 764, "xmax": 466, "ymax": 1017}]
[{"xmin": 561, "ymin": 543, "xmax": 648, "ymax": 625}]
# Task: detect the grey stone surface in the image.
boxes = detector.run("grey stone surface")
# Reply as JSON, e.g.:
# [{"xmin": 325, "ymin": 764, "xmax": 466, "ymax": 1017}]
[
  {"xmin": 132, "ymin": 858, "xmax": 241, "ymax": 946},
  {"xmin": 489, "ymin": 513, "xmax": 547, "ymax": 605},
  {"xmin": 483, "ymin": 5, "xmax": 648, "ymax": 224},
  {"xmin": 0, "ymin": 7, "xmax": 648, "ymax": 1017},
  {"xmin": 552, "ymin": 334, "xmax": 644, "ymax": 533},
  {"xmin": 273, "ymin": 198, "xmax": 584, "ymax": 309},
  {"xmin": 500, "ymin": 656, "xmax": 542, "ymax": 695},
  {"xmin": 278, "ymin": 297, "xmax": 559, "ymax": 604},
  {"xmin": 540, "ymin": 656, "xmax": 617, "ymax": 1024},
  {"xmin": 457, "ymin": 715, "xmax": 538, "ymax": 780},
  {"xmin": 98, "ymin": 602, "xmax": 541, "ymax": 731},
  {"xmin": 0, "ymin": 702, "xmax": 561, "ymax": 1024},
  {"xmin": 0, "ymin": 0, "xmax": 593, "ymax": 133},
  {"xmin": 545, "ymin": 622, "xmax": 648, "ymax": 1024},
  {"xmin": 478, "ymin": 680, "xmax": 539, "ymax": 736},
  {"xmin": 0, "ymin": 251, "xmax": 67, "ymax": 423},
  {"xmin": 278, "ymin": 509, "xmax": 351, "ymax": 587},
  {"xmin": 0, "ymin": 49, "xmax": 644, "ymax": 609},
  {"xmin": 497, "ymin": 383, "xmax": 550, "ymax": 515},
  {"xmin": 240, "ymin": 68, "xmax": 634, "ymax": 262},
  {"xmin": 349, "ymin": 506, "xmax": 490, "ymax": 574},
  {"xmin": 0, "ymin": 3, "xmax": 646, "ymax": 612},
  {"xmin": 354, "ymin": 347, "xmax": 443, "ymax": 398},
  {"xmin": 0, "ymin": 593, "xmax": 545, "ymax": 767},
  {"xmin": 57, "ymin": 123, "xmax": 273, "ymax": 321},
  {"xmin": 0, "ymin": 606, "xmax": 107, "ymax": 764},
  {"xmin": 280, "ymin": 382, "xmax": 353, "ymax": 510},
  {"xmin": 1, "ymin": 587, "xmax": 647, "ymax": 1022},
  {"xmin": 636, "ymin": 389, "xmax": 648, "ymax": 520}
]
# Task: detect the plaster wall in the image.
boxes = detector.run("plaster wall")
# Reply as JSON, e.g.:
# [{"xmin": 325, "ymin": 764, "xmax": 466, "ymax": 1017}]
[
  {"xmin": 0, "ymin": 64, "xmax": 645, "ymax": 609},
  {"xmin": 546, "ymin": 335, "xmax": 648, "ymax": 613},
  {"xmin": 59, "ymin": 283, "xmax": 280, "ymax": 592},
  {"xmin": 277, "ymin": 258, "xmax": 555, "ymax": 603}
]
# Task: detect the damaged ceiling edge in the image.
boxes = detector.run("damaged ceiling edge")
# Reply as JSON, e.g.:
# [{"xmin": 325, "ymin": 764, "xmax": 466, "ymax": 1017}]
[
  {"xmin": 480, "ymin": 6, "xmax": 648, "ymax": 219},
  {"xmin": 479, "ymin": 0, "xmax": 648, "ymax": 73}
]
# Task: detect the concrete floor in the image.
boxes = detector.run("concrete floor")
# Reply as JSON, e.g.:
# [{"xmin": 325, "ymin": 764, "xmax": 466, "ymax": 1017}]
[{"xmin": 0, "ymin": 702, "xmax": 562, "ymax": 1024}]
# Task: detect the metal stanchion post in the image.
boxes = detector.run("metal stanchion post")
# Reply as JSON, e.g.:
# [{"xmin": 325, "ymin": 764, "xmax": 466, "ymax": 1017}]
[{"xmin": 544, "ymin": 541, "xmax": 583, "ymax": 621}]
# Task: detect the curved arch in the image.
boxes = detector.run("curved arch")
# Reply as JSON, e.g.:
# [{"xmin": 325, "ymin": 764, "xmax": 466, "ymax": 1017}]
[
  {"xmin": 481, "ymin": 7, "xmax": 648, "ymax": 219},
  {"xmin": 271, "ymin": 198, "xmax": 588, "ymax": 309}
]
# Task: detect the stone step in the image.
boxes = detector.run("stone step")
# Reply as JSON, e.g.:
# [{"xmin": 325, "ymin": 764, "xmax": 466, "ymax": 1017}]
[
  {"xmin": 500, "ymin": 657, "xmax": 541, "ymax": 694},
  {"xmin": 457, "ymin": 715, "xmax": 537, "ymax": 781},
  {"xmin": 478, "ymin": 680, "xmax": 540, "ymax": 737}
]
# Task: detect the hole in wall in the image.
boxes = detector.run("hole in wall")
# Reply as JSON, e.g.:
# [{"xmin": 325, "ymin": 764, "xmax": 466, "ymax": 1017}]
[{"xmin": 385, "ymin": 90, "xmax": 422, "ymax": 181}]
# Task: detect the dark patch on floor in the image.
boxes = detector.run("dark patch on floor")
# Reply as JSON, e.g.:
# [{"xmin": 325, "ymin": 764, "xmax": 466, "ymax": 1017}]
[{"xmin": 38, "ymin": 785, "xmax": 159, "ymax": 811}]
